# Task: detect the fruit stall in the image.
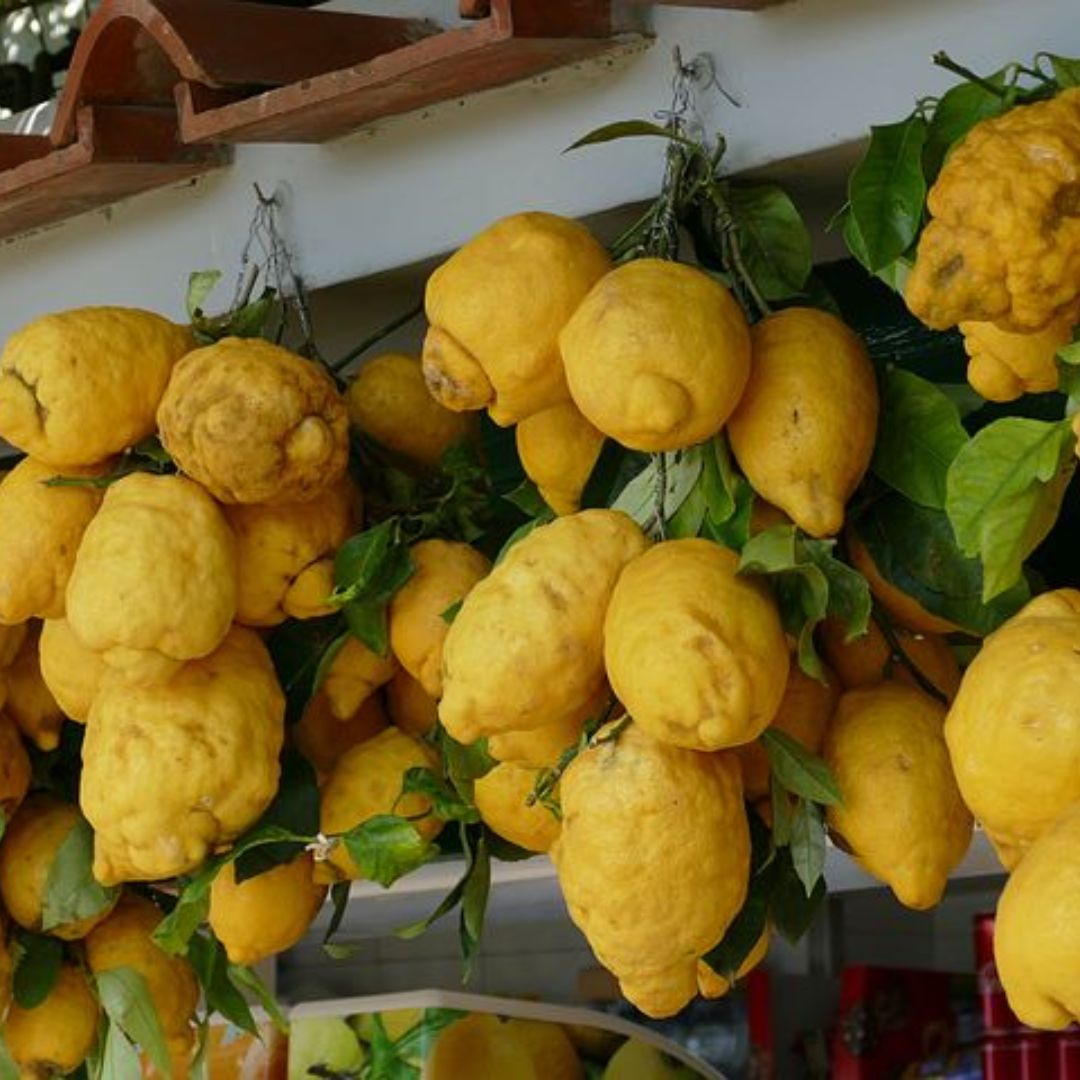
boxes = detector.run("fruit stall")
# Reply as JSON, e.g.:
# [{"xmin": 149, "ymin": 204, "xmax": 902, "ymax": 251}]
[{"xmin": 1, "ymin": 0, "xmax": 1080, "ymax": 1077}]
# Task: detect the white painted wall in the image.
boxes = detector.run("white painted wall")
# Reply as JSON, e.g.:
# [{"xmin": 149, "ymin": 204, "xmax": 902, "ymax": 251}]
[{"xmin": 1, "ymin": 0, "xmax": 1079, "ymax": 341}]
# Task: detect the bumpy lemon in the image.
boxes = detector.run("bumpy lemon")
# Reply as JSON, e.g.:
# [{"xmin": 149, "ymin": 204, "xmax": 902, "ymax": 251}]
[
  {"xmin": 605, "ymin": 540, "xmax": 789, "ymax": 751},
  {"xmin": 0, "ymin": 458, "xmax": 106, "ymax": 625},
  {"xmin": 820, "ymin": 616, "xmax": 961, "ymax": 701},
  {"xmin": 728, "ymin": 308, "xmax": 878, "ymax": 538},
  {"xmin": 322, "ymin": 637, "xmax": 398, "ymax": 721},
  {"xmin": 945, "ymin": 589, "xmax": 1080, "ymax": 869},
  {"xmin": 994, "ymin": 803, "xmax": 1080, "ymax": 1030},
  {"xmin": 560, "ymin": 259, "xmax": 751, "ymax": 452},
  {"xmin": 389, "ymin": 539, "xmax": 490, "ymax": 698},
  {"xmin": 826, "ymin": 683, "xmax": 973, "ymax": 909},
  {"xmin": 157, "ymin": 336, "xmax": 349, "ymax": 504},
  {"xmin": 81, "ymin": 627, "xmax": 284, "ymax": 885},
  {"xmin": 516, "ymin": 402, "xmax": 605, "ymax": 516},
  {"xmin": 0, "ymin": 711, "xmax": 29, "ymax": 817},
  {"xmin": 347, "ymin": 352, "xmax": 476, "ymax": 469},
  {"xmin": 86, "ymin": 892, "xmax": 199, "ymax": 1055},
  {"xmin": 385, "ymin": 669, "xmax": 438, "ymax": 738},
  {"xmin": 226, "ymin": 476, "xmax": 361, "ymax": 627},
  {"xmin": 5, "ymin": 625, "xmax": 65, "ymax": 752},
  {"xmin": 734, "ymin": 663, "xmax": 837, "ymax": 801},
  {"xmin": 318, "ymin": 728, "xmax": 442, "ymax": 883},
  {"xmin": 473, "ymin": 763, "xmax": 560, "ymax": 854},
  {"xmin": 440, "ymin": 511, "xmax": 646, "ymax": 744},
  {"xmin": 3, "ymin": 962, "xmax": 99, "ymax": 1076},
  {"xmin": 552, "ymin": 722, "xmax": 749, "ymax": 1018},
  {"xmin": 65, "ymin": 473, "xmax": 237, "ymax": 685},
  {"xmin": 209, "ymin": 853, "xmax": 327, "ymax": 966},
  {"xmin": 423, "ymin": 212, "xmax": 611, "ymax": 426},
  {"xmin": 293, "ymin": 691, "xmax": 387, "ymax": 776},
  {"xmin": 697, "ymin": 926, "xmax": 770, "ymax": 999},
  {"xmin": 38, "ymin": 618, "xmax": 107, "ymax": 724},
  {"xmin": 0, "ymin": 794, "xmax": 117, "ymax": 939},
  {"xmin": 961, "ymin": 308, "xmax": 1078, "ymax": 402},
  {"xmin": 0, "ymin": 306, "xmax": 191, "ymax": 468}
]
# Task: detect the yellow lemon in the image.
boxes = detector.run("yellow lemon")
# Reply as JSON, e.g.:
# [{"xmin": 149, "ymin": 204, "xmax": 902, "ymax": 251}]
[
  {"xmin": 347, "ymin": 352, "xmax": 476, "ymax": 469},
  {"xmin": 318, "ymin": 728, "xmax": 442, "ymax": 883},
  {"xmin": 440, "ymin": 510, "xmax": 647, "ymax": 744},
  {"xmin": 389, "ymin": 539, "xmax": 490, "ymax": 698},
  {"xmin": 473, "ymin": 763, "xmax": 560, "ymax": 854},
  {"xmin": 157, "ymin": 336, "xmax": 349, "ymax": 504},
  {"xmin": 427, "ymin": 1014, "xmax": 539, "ymax": 1080},
  {"xmin": 5, "ymin": 625, "xmax": 65, "ymax": 752},
  {"xmin": 560, "ymin": 259, "xmax": 751, "ymax": 452},
  {"xmin": 487, "ymin": 690, "xmax": 606, "ymax": 770},
  {"xmin": 503, "ymin": 1019, "xmax": 583, "ymax": 1080},
  {"xmin": 423, "ymin": 212, "xmax": 611, "ymax": 425},
  {"xmin": 321, "ymin": 637, "xmax": 398, "ymax": 722},
  {"xmin": 826, "ymin": 683, "xmax": 973, "ymax": 909},
  {"xmin": 0, "ymin": 306, "xmax": 191, "ymax": 467},
  {"xmin": 209, "ymin": 853, "xmax": 327, "ymax": 966},
  {"xmin": 293, "ymin": 691, "xmax": 388, "ymax": 777},
  {"xmin": 728, "ymin": 308, "xmax": 878, "ymax": 538},
  {"xmin": 604, "ymin": 539, "xmax": 789, "ymax": 751},
  {"xmin": 552, "ymin": 722, "xmax": 749, "ymax": 1018},
  {"xmin": 0, "ymin": 793, "xmax": 117, "ymax": 939},
  {"xmin": 945, "ymin": 589, "xmax": 1080, "ymax": 869},
  {"xmin": 0, "ymin": 458, "xmax": 107, "ymax": 625},
  {"xmin": 3, "ymin": 963, "xmax": 99, "ymax": 1076},
  {"xmin": 38, "ymin": 618, "xmax": 107, "ymax": 724},
  {"xmin": 994, "ymin": 803, "xmax": 1080, "ymax": 1030},
  {"xmin": 385, "ymin": 669, "xmax": 438, "ymax": 738},
  {"xmin": 81, "ymin": 627, "xmax": 284, "ymax": 885},
  {"xmin": 515, "ymin": 401, "xmax": 605, "ymax": 516},
  {"xmin": 65, "ymin": 473, "xmax": 237, "ymax": 685},
  {"xmin": 0, "ymin": 711, "xmax": 29, "ymax": 819}
]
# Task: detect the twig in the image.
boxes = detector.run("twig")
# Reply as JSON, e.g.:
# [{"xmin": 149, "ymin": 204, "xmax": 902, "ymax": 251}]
[
  {"xmin": 932, "ymin": 51, "xmax": 1009, "ymax": 98},
  {"xmin": 872, "ymin": 609, "xmax": 950, "ymax": 705},
  {"xmin": 654, "ymin": 452, "xmax": 668, "ymax": 540},
  {"xmin": 330, "ymin": 301, "xmax": 424, "ymax": 374}
]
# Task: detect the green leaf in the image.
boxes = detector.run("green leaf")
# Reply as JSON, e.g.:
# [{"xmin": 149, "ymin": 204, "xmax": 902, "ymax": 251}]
[
  {"xmin": 343, "ymin": 601, "xmax": 391, "ymax": 657},
  {"xmin": 100, "ymin": 1021, "xmax": 142, "ymax": 1080},
  {"xmin": 186, "ymin": 270, "xmax": 223, "ymax": 320},
  {"xmin": 438, "ymin": 727, "xmax": 496, "ymax": 803},
  {"xmin": 401, "ymin": 767, "xmax": 480, "ymax": 824},
  {"xmin": 503, "ymin": 479, "xmax": 549, "ymax": 518},
  {"xmin": 770, "ymin": 774, "xmax": 793, "ymax": 849},
  {"xmin": 700, "ymin": 866, "xmax": 770, "ymax": 982},
  {"xmin": 332, "ymin": 520, "xmax": 415, "ymax": 610},
  {"xmin": 564, "ymin": 119, "xmax": 699, "ymax": 153},
  {"xmin": 924, "ymin": 73, "xmax": 1008, "ymax": 181},
  {"xmin": 42, "ymin": 818, "xmax": 119, "ymax": 934},
  {"xmin": 267, "ymin": 614, "xmax": 347, "ymax": 723},
  {"xmin": 322, "ymin": 880, "xmax": 351, "ymax": 954},
  {"xmin": 847, "ymin": 117, "xmax": 929, "ymax": 272},
  {"xmin": 342, "ymin": 815, "xmax": 439, "ymax": 888},
  {"xmin": 440, "ymin": 599, "xmax": 464, "ymax": 626},
  {"xmin": 762, "ymin": 730, "xmax": 841, "ymax": 806},
  {"xmin": 937, "ymin": 382, "xmax": 986, "ymax": 419},
  {"xmin": 187, "ymin": 933, "xmax": 257, "ymax": 1035},
  {"xmin": 96, "ymin": 967, "xmax": 171, "ymax": 1079},
  {"xmin": 789, "ymin": 799, "xmax": 827, "ymax": 896},
  {"xmin": 725, "ymin": 183, "xmax": 813, "ymax": 301},
  {"xmin": 611, "ymin": 448, "xmax": 703, "ymax": 529},
  {"xmin": 1047, "ymin": 54, "xmax": 1080, "ymax": 88},
  {"xmin": 227, "ymin": 963, "xmax": 289, "ymax": 1034},
  {"xmin": 701, "ymin": 477, "xmax": 754, "ymax": 552},
  {"xmin": 701, "ymin": 437, "xmax": 738, "ymax": 526},
  {"xmin": 1058, "ymin": 339, "xmax": 1080, "ymax": 416},
  {"xmin": 739, "ymin": 526, "xmax": 870, "ymax": 680},
  {"xmin": 12, "ymin": 933, "xmax": 62, "ymax": 1009},
  {"xmin": 945, "ymin": 417, "xmax": 1076, "ymax": 600},
  {"xmin": 459, "ymin": 831, "xmax": 490, "ymax": 981},
  {"xmin": 872, "ymin": 368, "xmax": 969, "ymax": 509},
  {"xmin": 770, "ymin": 848, "xmax": 828, "ymax": 943}
]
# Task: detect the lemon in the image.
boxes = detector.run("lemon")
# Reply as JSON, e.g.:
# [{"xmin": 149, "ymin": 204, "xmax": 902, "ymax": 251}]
[
  {"xmin": 473, "ymin": 763, "xmax": 560, "ymax": 853},
  {"xmin": 38, "ymin": 618, "xmax": 107, "ymax": 724},
  {"xmin": 516, "ymin": 401, "xmax": 604, "ymax": 516},
  {"xmin": 561, "ymin": 259, "xmax": 751, "ymax": 452},
  {"xmin": 385, "ymin": 669, "xmax": 438, "ymax": 738},
  {"xmin": 292, "ymin": 691, "xmax": 387, "ymax": 777},
  {"xmin": 826, "ymin": 683, "xmax": 972, "ymax": 909},
  {"xmin": 5, "ymin": 625, "xmax": 65, "ymax": 752}
]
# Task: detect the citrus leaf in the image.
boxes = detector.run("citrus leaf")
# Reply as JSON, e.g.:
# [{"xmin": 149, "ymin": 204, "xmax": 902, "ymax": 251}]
[
  {"xmin": 322, "ymin": 880, "xmax": 351, "ymax": 955},
  {"xmin": 187, "ymin": 933, "xmax": 257, "ymax": 1036},
  {"xmin": 564, "ymin": 119, "xmax": 699, "ymax": 153},
  {"xmin": 185, "ymin": 270, "xmax": 223, "ymax": 320},
  {"xmin": 332, "ymin": 521, "xmax": 415, "ymax": 610},
  {"xmin": 924, "ymin": 73, "xmax": 1008, "ymax": 181},
  {"xmin": 342, "ymin": 815, "xmax": 439, "ymax": 888},
  {"xmin": 700, "ymin": 869, "xmax": 770, "ymax": 983},
  {"xmin": 12, "ymin": 933, "xmax": 61, "ymax": 1009},
  {"xmin": 762, "ymin": 730, "xmax": 841, "ymax": 806},
  {"xmin": 945, "ymin": 417, "xmax": 1076, "ymax": 600},
  {"xmin": 438, "ymin": 727, "xmax": 496, "ymax": 803},
  {"xmin": 401, "ymin": 767, "xmax": 480, "ymax": 825},
  {"xmin": 100, "ymin": 1021, "xmax": 142, "ymax": 1080},
  {"xmin": 770, "ymin": 847, "xmax": 828, "ymax": 943},
  {"xmin": 611, "ymin": 448, "xmax": 703, "ymax": 529},
  {"xmin": 41, "ymin": 818, "xmax": 119, "ymax": 934},
  {"xmin": 770, "ymin": 774, "xmax": 793, "ymax": 849},
  {"xmin": 701, "ymin": 477, "xmax": 754, "ymax": 552},
  {"xmin": 726, "ymin": 183, "xmax": 812, "ymax": 301},
  {"xmin": 847, "ymin": 117, "xmax": 929, "ymax": 272},
  {"xmin": 666, "ymin": 481, "xmax": 706, "ymax": 539},
  {"xmin": 701, "ymin": 436, "xmax": 739, "ymax": 526},
  {"xmin": 440, "ymin": 599, "xmax": 464, "ymax": 626},
  {"xmin": 1047, "ymin": 54, "xmax": 1080, "ymax": 89},
  {"xmin": 227, "ymin": 963, "xmax": 288, "ymax": 1034},
  {"xmin": 789, "ymin": 799, "xmax": 828, "ymax": 896},
  {"xmin": 503, "ymin": 479, "xmax": 549, "ymax": 518},
  {"xmin": 267, "ymin": 614, "xmax": 347, "ymax": 723},
  {"xmin": 460, "ymin": 831, "xmax": 491, "ymax": 980},
  {"xmin": 96, "ymin": 967, "xmax": 171, "ymax": 1080},
  {"xmin": 854, "ymin": 494, "xmax": 1030, "ymax": 636},
  {"xmin": 872, "ymin": 368, "xmax": 969, "ymax": 509}
]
